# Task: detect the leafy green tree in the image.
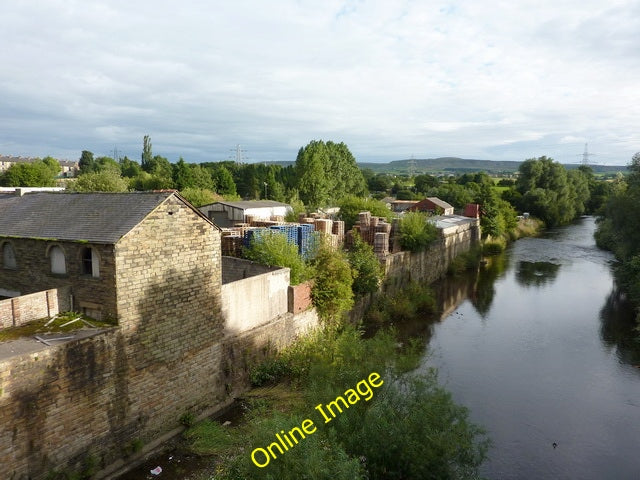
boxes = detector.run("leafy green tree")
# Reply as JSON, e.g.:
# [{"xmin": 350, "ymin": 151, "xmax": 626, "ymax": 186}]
[
  {"xmin": 213, "ymin": 165, "xmax": 237, "ymax": 196},
  {"xmin": 348, "ymin": 232, "xmax": 383, "ymax": 296},
  {"xmin": 0, "ymin": 161, "xmax": 57, "ymax": 187},
  {"xmin": 141, "ymin": 135, "xmax": 153, "ymax": 172},
  {"xmin": 295, "ymin": 140, "xmax": 367, "ymax": 208},
  {"xmin": 414, "ymin": 173, "xmax": 439, "ymax": 193},
  {"xmin": 71, "ymin": 169, "xmax": 129, "ymax": 192},
  {"xmin": 179, "ymin": 187, "xmax": 217, "ymax": 207},
  {"xmin": 367, "ymin": 173, "xmax": 394, "ymax": 193},
  {"xmin": 399, "ymin": 211, "xmax": 439, "ymax": 252},
  {"xmin": 310, "ymin": 241, "xmax": 354, "ymax": 321},
  {"xmin": 119, "ymin": 156, "xmax": 143, "ymax": 178},
  {"xmin": 79, "ymin": 150, "xmax": 96, "ymax": 174},
  {"xmin": 516, "ymin": 156, "xmax": 588, "ymax": 226},
  {"xmin": 42, "ymin": 156, "xmax": 61, "ymax": 176}
]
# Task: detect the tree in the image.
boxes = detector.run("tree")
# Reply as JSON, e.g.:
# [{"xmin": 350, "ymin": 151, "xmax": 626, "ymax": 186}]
[
  {"xmin": 414, "ymin": 173, "xmax": 439, "ymax": 193},
  {"xmin": 119, "ymin": 156, "xmax": 143, "ymax": 178},
  {"xmin": 516, "ymin": 156, "xmax": 587, "ymax": 226},
  {"xmin": 213, "ymin": 166, "xmax": 237, "ymax": 196},
  {"xmin": 295, "ymin": 140, "xmax": 367, "ymax": 208},
  {"xmin": 141, "ymin": 135, "xmax": 153, "ymax": 172},
  {"xmin": 310, "ymin": 241, "xmax": 354, "ymax": 321},
  {"xmin": 79, "ymin": 150, "xmax": 96, "ymax": 174},
  {"xmin": 71, "ymin": 169, "xmax": 129, "ymax": 192},
  {"xmin": 42, "ymin": 156, "xmax": 61, "ymax": 176},
  {"xmin": 180, "ymin": 187, "xmax": 218, "ymax": 208},
  {"xmin": 0, "ymin": 161, "xmax": 57, "ymax": 187},
  {"xmin": 349, "ymin": 232, "xmax": 383, "ymax": 296}
]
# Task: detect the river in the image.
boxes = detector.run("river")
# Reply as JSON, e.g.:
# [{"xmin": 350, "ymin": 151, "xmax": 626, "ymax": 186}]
[{"xmin": 421, "ymin": 217, "xmax": 640, "ymax": 479}]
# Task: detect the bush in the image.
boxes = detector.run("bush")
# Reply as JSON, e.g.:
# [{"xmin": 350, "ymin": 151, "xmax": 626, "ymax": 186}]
[
  {"xmin": 310, "ymin": 242, "xmax": 354, "ymax": 322},
  {"xmin": 399, "ymin": 211, "xmax": 438, "ymax": 252},
  {"xmin": 483, "ymin": 238, "xmax": 506, "ymax": 255},
  {"xmin": 244, "ymin": 232, "xmax": 311, "ymax": 285},
  {"xmin": 348, "ymin": 232, "xmax": 383, "ymax": 296}
]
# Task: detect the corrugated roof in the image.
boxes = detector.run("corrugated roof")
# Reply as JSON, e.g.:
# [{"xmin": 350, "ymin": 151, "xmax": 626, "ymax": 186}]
[
  {"xmin": 202, "ymin": 200, "xmax": 290, "ymax": 209},
  {"xmin": 0, "ymin": 191, "xmax": 175, "ymax": 243}
]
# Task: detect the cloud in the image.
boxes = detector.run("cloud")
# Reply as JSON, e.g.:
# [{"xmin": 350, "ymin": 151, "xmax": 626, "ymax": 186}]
[{"xmin": 0, "ymin": 0, "xmax": 638, "ymax": 165}]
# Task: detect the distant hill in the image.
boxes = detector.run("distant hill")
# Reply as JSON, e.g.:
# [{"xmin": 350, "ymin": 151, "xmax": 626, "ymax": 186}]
[
  {"xmin": 261, "ymin": 157, "xmax": 627, "ymax": 175},
  {"xmin": 357, "ymin": 157, "xmax": 627, "ymax": 175}
]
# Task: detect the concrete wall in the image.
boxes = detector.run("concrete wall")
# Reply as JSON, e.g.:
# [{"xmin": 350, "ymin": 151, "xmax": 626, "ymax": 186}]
[
  {"xmin": 221, "ymin": 262, "xmax": 290, "ymax": 333},
  {"xmin": 0, "ymin": 287, "xmax": 71, "ymax": 328},
  {"xmin": 222, "ymin": 256, "xmax": 281, "ymax": 284}
]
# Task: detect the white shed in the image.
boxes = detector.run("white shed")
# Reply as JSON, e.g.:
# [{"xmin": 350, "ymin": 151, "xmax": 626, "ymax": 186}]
[{"xmin": 199, "ymin": 200, "xmax": 292, "ymax": 227}]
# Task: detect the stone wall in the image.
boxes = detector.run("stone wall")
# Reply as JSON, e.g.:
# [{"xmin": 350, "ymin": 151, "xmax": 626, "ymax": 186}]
[
  {"xmin": 0, "ymin": 307, "xmax": 319, "ymax": 480},
  {"xmin": 0, "ymin": 238, "xmax": 117, "ymax": 320},
  {"xmin": 383, "ymin": 217, "xmax": 479, "ymax": 293},
  {"xmin": 0, "ymin": 287, "xmax": 71, "ymax": 328}
]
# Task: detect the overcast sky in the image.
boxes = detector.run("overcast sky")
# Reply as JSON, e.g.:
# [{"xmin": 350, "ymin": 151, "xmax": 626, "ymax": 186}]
[{"xmin": 1, "ymin": 1, "xmax": 638, "ymax": 165}]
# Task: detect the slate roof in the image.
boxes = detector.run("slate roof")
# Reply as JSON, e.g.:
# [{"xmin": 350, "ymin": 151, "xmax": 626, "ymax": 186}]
[
  {"xmin": 409, "ymin": 197, "xmax": 454, "ymax": 212},
  {"xmin": 0, "ymin": 191, "xmax": 176, "ymax": 243}
]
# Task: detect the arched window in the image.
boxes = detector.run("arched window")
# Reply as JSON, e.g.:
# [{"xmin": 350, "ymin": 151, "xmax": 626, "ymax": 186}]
[
  {"xmin": 50, "ymin": 246, "xmax": 66, "ymax": 275},
  {"xmin": 80, "ymin": 247, "xmax": 100, "ymax": 278},
  {"xmin": 2, "ymin": 242, "xmax": 16, "ymax": 269}
]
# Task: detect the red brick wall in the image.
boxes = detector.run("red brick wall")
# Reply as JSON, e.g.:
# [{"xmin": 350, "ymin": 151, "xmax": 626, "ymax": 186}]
[
  {"xmin": 0, "ymin": 287, "xmax": 71, "ymax": 329},
  {"xmin": 288, "ymin": 281, "xmax": 313, "ymax": 313}
]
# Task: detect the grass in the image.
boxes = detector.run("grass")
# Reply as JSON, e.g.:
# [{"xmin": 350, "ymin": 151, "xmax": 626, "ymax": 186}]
[{"xmin": 0, "ymin": 311, "xmax": 113, "ymax": 342}]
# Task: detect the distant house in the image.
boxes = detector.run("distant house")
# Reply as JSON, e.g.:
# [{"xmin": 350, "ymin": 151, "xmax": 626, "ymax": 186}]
[
  {"xmin": 390, "ymin": 199, "xmax": 420, "ymax": 213},
  {"xmin": 0, "ymin": 191, "xmax": 220, "ymax": 322},
  {"xmin": 199, "ymin": 200, "xmax": 292, "ymax": 227},
  {"xmin": 408, "ymin": 197, "xmax": 454, "ymax": 216},
  {"xmin": 0, "ymin": 156, "xmax": 79, "ymax": 178}
]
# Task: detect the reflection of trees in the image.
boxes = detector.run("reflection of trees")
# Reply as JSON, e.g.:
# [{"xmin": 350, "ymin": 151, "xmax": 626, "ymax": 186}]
[
  {"xmin": 515, "ymin": 261, "xmax": 560, "ymax": 287},
  {"xmin": 599, "ymin": 287, "xmax": 640, "ymax": 366},
  {"xmin": 434, "ymin": 252, "xmax": 509, "ymax": 319},
  {"xmin": 471, "ymin": 253, "xmax": 509, "ymax": 317}
]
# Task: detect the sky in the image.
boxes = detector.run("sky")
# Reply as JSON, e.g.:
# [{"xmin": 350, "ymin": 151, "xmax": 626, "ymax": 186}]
[{"xmin": 1, "ymin": 0, "xmax": 639, "ymax": 166}]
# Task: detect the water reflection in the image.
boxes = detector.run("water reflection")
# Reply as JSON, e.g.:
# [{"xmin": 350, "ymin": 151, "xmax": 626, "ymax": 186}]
[
  {"xmin": 515, "ymin": 261, "xmax": 561, "ymax": 287},
  {"xmin": 599, "ymin": 287, "xmax": 640, "ymax": 367}
]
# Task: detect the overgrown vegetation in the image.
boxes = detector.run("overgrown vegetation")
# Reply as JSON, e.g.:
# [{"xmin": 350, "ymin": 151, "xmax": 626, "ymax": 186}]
[
  {"xmin": 0, "ymin": 312, "xmax": 113, "ymax": 342},
  {"xmin": 596, "ymin": 152, "xmax": 640, "ymax": 325},
  {"xmin": 243, "ymin": 232, "xmax": 312, "ymax": 286},
  {"xmin": 399, "ymin": 211, "xmax": 438, "ymax": 252},
  {"xmin": 348, "ymin": 232, "xmax": 384, "ymax": 296},
  {"xmin": 364, "ymin": 282, "xmax": 437, "ymax": 326},
  {"xmin": 185, "ymin": 324, "xmax": 489, "ymax": 480},
  {"xmin": 309, "ymin": 241, "xmax": 354, "ymax": 322}
]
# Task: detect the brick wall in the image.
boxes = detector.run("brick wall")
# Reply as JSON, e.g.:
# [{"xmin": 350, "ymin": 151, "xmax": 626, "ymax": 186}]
[
  {"xmin": 288, "ymin": 281, "xmax": 313, "ymax": 313},
  {"xmin": 0, "ymin": 238, "xmax": 117, "ymax": 320},
  {"xmin": 0, "ymin": 287, "xmax": 71, "ymax": 328}
]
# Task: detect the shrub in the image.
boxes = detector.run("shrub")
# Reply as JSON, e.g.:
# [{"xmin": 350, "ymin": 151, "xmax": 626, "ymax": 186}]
[
  {"xmin": 483, "ymin": 238, "xmax": 506, "ymax": 255},
  {"xmin": 399, "ymin": 211, "xmax": 438, "ymax": 252},
  {"xmin": 244, "ymin": 232, "xmax": 311, "ymax": 285},
  {"xmin": 348, "ymin": 232, "xmax": 384, "ymax": 296},
  {"xmin": 310, "ymin": 242, "xmax": 354, "ymax": 322}
]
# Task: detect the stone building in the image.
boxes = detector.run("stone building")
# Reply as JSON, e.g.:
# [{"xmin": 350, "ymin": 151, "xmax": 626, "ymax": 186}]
[{"xmin": 0, "ymin": 191, "xmax": 221, "ymax": 324}]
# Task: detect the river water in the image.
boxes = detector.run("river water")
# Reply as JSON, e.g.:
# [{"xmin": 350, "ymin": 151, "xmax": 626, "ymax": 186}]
[{"xmin": 421, "ymin": 217, "xmax": 640, "ymax": 479}]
